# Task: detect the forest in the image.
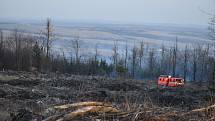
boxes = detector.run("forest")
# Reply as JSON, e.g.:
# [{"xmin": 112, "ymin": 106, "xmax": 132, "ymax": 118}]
[{"xmin": 0, "ymin": 17, "xmax": 215, "ymax": 85}]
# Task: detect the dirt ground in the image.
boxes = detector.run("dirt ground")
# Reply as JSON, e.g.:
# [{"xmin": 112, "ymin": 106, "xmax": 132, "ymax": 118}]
[{"xmin": 0, "ymin": 71, "xmax": 214, "ymax": 121}]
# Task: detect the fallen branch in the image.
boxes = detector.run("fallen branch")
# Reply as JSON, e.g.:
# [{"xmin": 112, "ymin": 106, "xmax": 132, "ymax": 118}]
[
  {"xmin": 153, "ymin": 104, "xmax": 215, "ymax": 120},
  {"xmin": 54, "ymin": 101, "xmax": 111, "ymax": 110},
  {"xmin": 183, "ymin": 104, "xmax": 215, "ymax": 115}
]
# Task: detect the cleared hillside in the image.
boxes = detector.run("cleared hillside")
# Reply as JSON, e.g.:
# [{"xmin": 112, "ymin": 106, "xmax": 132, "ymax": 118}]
[{"xmin": 0, "ymin": 71, "xmax": 214, "ymax": 121}]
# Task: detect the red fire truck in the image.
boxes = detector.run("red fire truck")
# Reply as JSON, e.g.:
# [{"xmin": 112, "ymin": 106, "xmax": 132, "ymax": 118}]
[{"xmin": 157, "ymin": 75, "xmax": 184, "ymax": 87}]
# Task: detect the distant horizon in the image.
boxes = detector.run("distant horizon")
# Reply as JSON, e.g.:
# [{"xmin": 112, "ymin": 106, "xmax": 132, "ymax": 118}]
[
  {"xmin": 0, "ymin": 17, "xmax": 209, "ymax": 28},
  {"xmin": 1, "ymin": 0, "xmax": 214, "ymax": 26}
]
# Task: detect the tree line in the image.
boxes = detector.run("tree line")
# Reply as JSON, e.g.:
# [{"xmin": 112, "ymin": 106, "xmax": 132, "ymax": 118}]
[
  {"xmin": 0, "ymin": 18, "xmax": 215, "ymax": 86},
  {"xmin": 0, "ymin": 19, "xmax": 113, "ymax": 76}
]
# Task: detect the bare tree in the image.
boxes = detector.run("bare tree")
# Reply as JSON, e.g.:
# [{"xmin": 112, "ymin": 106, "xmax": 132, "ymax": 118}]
[
  {"xmin": 198, "ymin": 45, "xmax": 209, "ymax": 82},
  {"xmin": 208, "ymin": 15, "xmax": 215, "ymax": 85},
  {"xmin": 45, "ymin": 18, "xmax": 54, "ymax": 58},
  {"xmin": 0, "ymin": 30, "xmax": 3, "ymax": 47},
  {"xmin": 21, "ymin": 36, "xmax": 34, "ymax": 71},
  {"xmin": 41, "ymin": 19, "xmax": 54, "ymax": 72},
  {"xmin": 192, "ymin": 47, "xmax": 198, "ymax": 82},
  {"xmin": 73, "ymin": 36, "xmax": 80, "ymax": 64},
  {"xmin": 160, "ymin": 44, "xmax": 165, "ymax": 74},
  {"xmin": 124, "ymin": 40, "xmax": 128, "ymax": 69},
  {"xmin": 183, "ymin": 45, "xmax": 188, "ymax": 81},
  {"xmin": 139, "ymin": 40, "xmax": 144, "ymax": 68},
  {"xmin": 131, "ymin": 45, "xmax": 138, "ymax": 78},
  {"xmin": 94, "ymin": 43, "xmax": 99, "ymax": 61},
  {"xmin": 204, "ymin": 44, "xmax": 210, "ymax": 80},
  {"xmin": 0, "ymin": 30, "xmax": 3, "ymax": 53},
  {"xmin": 112, "ymin": 40, "xmax": 118, "ymax": 70},
  {"xmin": 148, "ymin": 48, "xmax": 156, "ymax": 78},
  {"xmin": 13, "ymin": 29, "xmax": 21, "ymax": 70},
  {"xmin": 209, "ymin": 15, "xmax": 215, "ymax": 40},
  {"xmin": 32, "ymin": 41, "xmax": 42, "ymax": 71},
  {"xmin": 172, "ymin": 37, "xmax": 178, "ymax": 77},
  {"xmin": 0, "ymin": 30, "xmax": 3, "ymax": 69}
]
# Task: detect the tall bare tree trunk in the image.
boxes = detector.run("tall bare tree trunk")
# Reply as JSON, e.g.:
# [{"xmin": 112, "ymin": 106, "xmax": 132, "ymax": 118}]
[
  {"xmin": 0, "ymin": 30, "xmax": 3, "ymax": 54},
  {"xmin": 139, "ymin": 40, "xmax": 144, "ymax": 68},
  {"xmin": 172, "ymin": 37, "xmax": 178, "ymax": 77},
  {"xmin": 0, "ymin": 30, "xmax": 3, "ymax": 70},
  {"xmin": 46, "ymin": 18, "xmax": 53, "ymax": 58},
  {"xmin": 183, "ymin": 45, "xmax": 188, "ymax": 81},
  {"xmin": 94, "ymin": 43, "xmax": 98, "ymax": 61},
  {"xmin": 73, "ymin": 36, "xmax": 80, "ymax": 64},
  {"xmin": 160, "ymin": 45, "xmax": 165, "ymax": 74},
  {"xmin": 208, "ymin": 15, "xmax": 215, "ymax": 86},
  {"xmin": 132, "ymin": 45, "xmax": 138, "ymax": 78},
  {"xmin": 124, "ymin": 40, "xmax": 128, "ymax": 69},
  {"xmin": 112, "ymin": 40, "xmax": 118, "ymax": 71},
  {"xmin": 148, "ymin": 48, "xmax": 155, "ymax": 78},
  {"xmin": 14, "ymin": 29, "xmax": 21, "ymax": 71},
  {"xmin": 192, "ymin": 48, "xmax": 197, "ymax": 82}
]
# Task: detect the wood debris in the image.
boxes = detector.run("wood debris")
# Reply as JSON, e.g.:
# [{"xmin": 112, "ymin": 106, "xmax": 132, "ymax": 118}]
[{"xmin": 44, "ymin": 101, "xmax": 120, "ymax": 121}]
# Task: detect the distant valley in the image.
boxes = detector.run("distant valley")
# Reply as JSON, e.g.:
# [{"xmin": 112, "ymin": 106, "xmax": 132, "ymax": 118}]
[{"xmin": 0, "ymin": 22, "xmax": 212, "ymax": 60}]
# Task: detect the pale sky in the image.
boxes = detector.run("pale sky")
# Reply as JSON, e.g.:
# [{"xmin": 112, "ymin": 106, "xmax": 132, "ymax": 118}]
[{"xmin": 0, "ymin": 0, "xmax": 215, "ymax": 25}]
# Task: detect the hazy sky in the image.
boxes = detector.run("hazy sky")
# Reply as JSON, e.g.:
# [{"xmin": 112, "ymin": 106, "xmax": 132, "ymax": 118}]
[{"xmin": 0, "ymin": 0, "xmax": 215, "ymax": 25}]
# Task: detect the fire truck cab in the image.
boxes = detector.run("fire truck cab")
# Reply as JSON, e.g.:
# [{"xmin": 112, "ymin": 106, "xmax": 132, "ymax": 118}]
[{"xmin": 158, "ymin": 75, "xmax": 184, "ymax": 87}]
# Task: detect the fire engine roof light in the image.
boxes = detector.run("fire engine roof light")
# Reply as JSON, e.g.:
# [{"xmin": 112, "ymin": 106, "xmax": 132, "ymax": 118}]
[{"xmin": 160, "ymin": 75, "xmax": 171, "ymax": 77}]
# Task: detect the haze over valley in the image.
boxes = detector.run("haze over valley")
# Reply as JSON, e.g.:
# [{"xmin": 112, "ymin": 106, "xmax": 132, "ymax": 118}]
[{"xmin": 0, "ymin": 21, "xmax": 212, "ymax": 61}]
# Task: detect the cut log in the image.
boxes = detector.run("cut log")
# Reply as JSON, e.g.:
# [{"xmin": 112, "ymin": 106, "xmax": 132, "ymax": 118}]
[{"xmin": 55, "ymin": 106, "xmax": 119, "ymax": 121}]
